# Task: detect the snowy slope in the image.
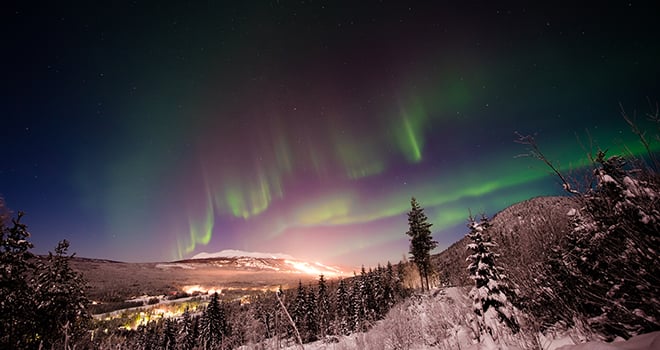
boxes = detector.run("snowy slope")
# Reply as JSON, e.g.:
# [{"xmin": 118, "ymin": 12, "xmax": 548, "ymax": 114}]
[
  {"xmin": 272, "ymin": 287, "xmax": 659, "ymax": 350},
  {"xmin": 557, "ymin": 332, "xmax": 660, "ymax": 350}
]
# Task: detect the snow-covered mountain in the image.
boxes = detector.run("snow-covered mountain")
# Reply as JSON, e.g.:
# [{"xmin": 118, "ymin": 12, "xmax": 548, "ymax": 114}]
[
  {"xmin": 172, "ymin": 249, "xmax": 348, "ymax": 277},
  {"xmin": 191, "ymin": 249, "xmax": 294, "ymax": 260}
]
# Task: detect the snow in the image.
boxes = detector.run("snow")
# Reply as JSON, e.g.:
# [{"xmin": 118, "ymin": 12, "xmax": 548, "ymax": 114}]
[
  {"xmin": 284, "ymin": 259, "xmax": 344, "ymax": 277},
  {"xmin": 191, "ymin": 249, "xmax": 295, "ymax": 260},
  {"xmin": 599, "ymin": 174, "xmax": 617, "ymax": 184},
  {"xmin": 155, "ymin": 263, "xmax": 195, "ymax": 270},
  {"xmin": 267, "ymin": 286, "xmax": 659, "ymax": 350},
  {"xmin": 556, "ymin": 331, "xmax": 660, "ymax": 350}
]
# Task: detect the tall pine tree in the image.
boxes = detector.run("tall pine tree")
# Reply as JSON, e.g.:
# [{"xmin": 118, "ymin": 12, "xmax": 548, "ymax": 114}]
[{"xmin": 406, "ymin": 197, "xmax": 438, "ymax": 291}]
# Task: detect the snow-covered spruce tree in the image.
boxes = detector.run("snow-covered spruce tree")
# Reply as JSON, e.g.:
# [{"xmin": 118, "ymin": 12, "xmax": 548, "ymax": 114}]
[
  {"xmin": 360, "ymin": 266, "xmax": 378, "ymax": 324},
  {"xmin": 177, "ymin": 308, "xmax": 196, "ymax": 350},
  {"xmin": 200, "ymin": 292, "xmax": 229, "ymax": 349},
  {"xmin": 518, "ymin": 128, "xmax": 660, "ymax": 338},
  {"xmin": 34, "ymin": 239, "xmax": 91, "ymax": 349},
  {"xmin": 352, "ymin": 266, "xmax": 382, "ymax": 331},
  {"xmin": 351, "ymin": 269, "xmax": 367, "ymax": 332},
  {"xmin": 466, "ymin": 215, "xmax": 519, "ymax": 343},
  {"xmin": 162, "ymin": 317, "xmax": 176, "ymax": 350},
  {"xmin": 134, "ymin": 322, "xmax": 160, "ymax": 350},
  {"xmin": 372, "ymin": 264, "xmax": 388, "ymax": 318},
  {"xmin": 0, "ymin": 209, "xmax": 36, "ymax": 348},
  {"xmin": 292, "ymin": 280, "xmax": 308, "ymax": 340},
  {"xmin": 557, "ymin": 151, "xmax": 660, "ymax": 338},
  {"xmin": 406, "ymin": 197, "xmax": 438, "ymax": 291},
  {"xmin": 317, "ymin": 274, "xmax": 331, "ymax": 338},
  {"xmin": 304, "ymin": 283, "xmax": 319, "ymax": 342},
  {"xmin": 190, "ymin": 313, "xmax": 200, "ymax": 348},
  {"xmin": 335, "ymin": 278, "xmax": 351, "ymax": 335},
  {"xmin": 381, "ymin": 261, "xmax": 396, "ymax": 313}
]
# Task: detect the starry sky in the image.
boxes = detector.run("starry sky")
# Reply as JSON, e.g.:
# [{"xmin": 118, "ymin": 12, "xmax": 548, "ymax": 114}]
[{"xmin": 2, "ymin": 1, "xmax": 659, "ymax": 266}]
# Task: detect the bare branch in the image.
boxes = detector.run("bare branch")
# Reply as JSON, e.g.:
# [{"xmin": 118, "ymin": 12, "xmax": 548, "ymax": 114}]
[
  {"xmin": 275, "ymin": 291, "xmax": 304, "ymax": 349},
  {"xmin": 621, "ymin": 103, "xmax": 659, "ymax": 171},
  {"xmin": 514, "ymin": 132, "xmax": 580, "ymax": 195},
  {"xmin": 645, "ymin": 98, "xmax": 660, "ymax": 142}
]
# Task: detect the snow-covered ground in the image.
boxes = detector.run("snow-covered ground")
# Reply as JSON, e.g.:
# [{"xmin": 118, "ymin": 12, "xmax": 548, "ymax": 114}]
[
  {"xmin": 555, "ymin": 332, "xmax": 660, "ymax": 350},
  {"xmin": 260, "ymin": 287, "xmax": 659, "ymax": 350},
  {"xmin": 155, "ymin": 263, "xmax": 196, "ymax": 269}
]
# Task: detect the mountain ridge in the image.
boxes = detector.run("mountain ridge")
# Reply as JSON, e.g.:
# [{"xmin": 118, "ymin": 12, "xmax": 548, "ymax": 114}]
[
  {"xmin": 432, "ymin": 195, "xmax": 577, "ymax": 286},
  {"xmin": 191, "ymin": 249, "xmax": 295, "ymax": 260}
]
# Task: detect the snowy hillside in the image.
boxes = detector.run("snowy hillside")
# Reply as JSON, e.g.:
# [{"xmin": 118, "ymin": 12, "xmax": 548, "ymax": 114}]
[
  {"xmin": 275, "ymin": 287, "xmax": 660, "ymax": 350},
  {"xmin": 432, "ymin": 196, "xmax": 576, "ymax": 287}
]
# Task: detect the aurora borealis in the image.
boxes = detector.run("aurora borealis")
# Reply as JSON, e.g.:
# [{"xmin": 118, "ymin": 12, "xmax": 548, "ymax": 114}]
[{"xmin": 3, "ymin": 2, "xmax": 659, "ymax": 266}]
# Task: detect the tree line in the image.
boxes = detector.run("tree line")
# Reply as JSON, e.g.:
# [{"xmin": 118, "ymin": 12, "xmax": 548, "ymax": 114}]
[{"xmin": 84, "ymin": 263, "xmax": 410, "ymax": 349}]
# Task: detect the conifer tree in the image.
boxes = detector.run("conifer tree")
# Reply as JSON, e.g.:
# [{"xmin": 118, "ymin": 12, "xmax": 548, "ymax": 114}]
[
  {"xmin": 518, "ymin": 132, "xmax": 660, "ymax": 338},
  {"xmin": 292, "ymin": 280, "xmax": 307, "ymax": 338},
  {"xmin": 133, "ymin": 324, "xmax": 148, "ymax": 349},
  {"xmin": 200, "ymin": 292, "xmax": 228, "ymax": 349},
  {"xmin": 362, "ymin": 267, "xmax": 377, "ymax": 322},
  {"xmin": 383, "ymin": 261, "xmax": 396, "ymax": 310},
  {"xmin": 466, "ymin": 215, "xmax": 518, "ymax": 342},
  {"xmin": 304, "ymin": 283, "xmax": 319, "ymax": 342},
  {"xmin": 0, "ymin": 210, "xmax": 36, "ymax": 348},
  {"xmin": 372, "ymin": 265, "xmax": 385, "ymax": 318},
  {"xmin": 335, "ymin": 278, "xmax": 350, "ymax": 335},
  {"xmin": 351, "ymin": 271, "xmax": 367, "ymax": 332},
  {"xmin": 191, "ymin": 314, "xmax": 200, "ymax": 347},
  {"xmin": 406, "ymin": 197, "xmax": 438, "ymax": 291},
  {"xmin": 162, "ymin": 318, "xmax": 176, "ymax": 350},
  {"xmin": 136, "ymin": 322, "xmax": 160, "ymax": 350},
  {"xmin": 178, "ymin": 308, "xmax": 195, "ymax": 350},
  {"xmin": 553, "ymin": 152, "xmax": 660, "ymax": 337},
  {"xmin": 317, "ymin": 275, "xmax": 331, "ymax": 339},
  {"xmin": 34, "ymin": 240, "xmax": 91, "ymax": 349}
]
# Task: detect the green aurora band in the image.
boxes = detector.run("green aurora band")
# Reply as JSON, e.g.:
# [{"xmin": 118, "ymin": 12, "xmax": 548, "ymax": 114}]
[{"xmin": 176, "ymin": 114, "xmax": 658, "ymax": 260}]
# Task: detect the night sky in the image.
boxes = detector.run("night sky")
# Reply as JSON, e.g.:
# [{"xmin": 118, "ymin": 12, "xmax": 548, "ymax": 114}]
[{"xmin": 3, "ymin": 1, "xmax": 659, "ymax": 266}]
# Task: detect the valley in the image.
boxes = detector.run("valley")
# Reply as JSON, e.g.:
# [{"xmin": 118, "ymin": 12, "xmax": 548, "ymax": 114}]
[{"xmin": 72, "ymin": 251, "xmax": 349, "ymax": 317}]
